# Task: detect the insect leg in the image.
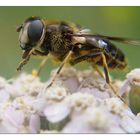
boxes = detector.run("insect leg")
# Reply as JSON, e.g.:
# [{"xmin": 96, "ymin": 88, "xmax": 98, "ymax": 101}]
[
  {"xmin": 71, "ymin": 52, "xmax": 101, "ymax": 65},
  {"xmin": 46, "ymin": 50, "xmax": 74, "ymax": 88},
  {"xmin": 101, "ymin": 53, "xmax": 126, "ymax": 102},
  {"xmin": 71, "ymin": 52, "xmax": 111, "ymax": 83},
  {"xmin": 32, "ymin": 50, "xmax": 49, "ymax": 76},
  {"xmin": 17, "ymin": 49, "xmax": 48, "ymax": 75},
  {"xmin": 17, "ymin": 49, "xmax": 35, "ymax": 71},
  {"xmin": 70, "ymin": 52, "xmax": 104, "ymax": 78},
  {"xmin": 34, "ymin": 57, "xmax": 48, "ymax": 76},
  {"xmin": 91, "ymin": 64, "xmax": 104, "ymax": 78},
  {"xmin": 101, "ymin": 53, "xmax": 111, "ymax": 84},
  {"xmin": 32, "ymin": 49, "xmax": 49, "ymax": 56}
]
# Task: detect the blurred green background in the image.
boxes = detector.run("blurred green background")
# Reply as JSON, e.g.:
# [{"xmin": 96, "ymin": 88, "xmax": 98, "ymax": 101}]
[{"xmin": 0, "ymin": 7, "xmax": 140, "ymax": 81}]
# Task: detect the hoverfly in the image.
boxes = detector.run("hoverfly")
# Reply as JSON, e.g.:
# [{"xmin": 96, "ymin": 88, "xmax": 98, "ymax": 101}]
[{"xmin": 16, "ymin": 16, "xmax": 140, "ymax": 100}]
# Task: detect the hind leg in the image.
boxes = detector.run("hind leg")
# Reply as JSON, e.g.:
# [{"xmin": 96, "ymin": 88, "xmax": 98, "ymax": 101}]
[
  {"xmin": 70, "ymin": 52, "xmax": 104, "ymax": 78},
  {"xmin": 100, "ymin": 53, "xmax": 111, "ymax": 84},
  {"xmin": 100, "ymin": 53, "xmax": 126, "ymax": 102},
  {"xmin": 71, "ymin": 52, "xmax": 125, "ymax": 102},
  {"xmin": 91, "ymin": 64, "xmax": 104, "ymax": 78},
  {"xmin": 70, "ymin": 52, "xmax": 111, "ymax": 84}
]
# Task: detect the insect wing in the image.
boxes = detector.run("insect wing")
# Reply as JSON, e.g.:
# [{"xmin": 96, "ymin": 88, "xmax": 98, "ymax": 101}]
[{"xmin": 70, "ymin": 33, "xmax": 140, "ymax": 46}]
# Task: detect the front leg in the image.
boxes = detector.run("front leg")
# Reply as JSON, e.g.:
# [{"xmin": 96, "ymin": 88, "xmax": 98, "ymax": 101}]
[
  {"xmin": 17, "ymin": 49, "xmax": 35, "ymax": 71},
  {"xmin": 32, "ymin": 49, "xmax": 49, "ymax": 56},
  {"xmin": 32, "ymin": 49, "xmax": 49, "ymax": 76},
  {"xmin": 17, "ymin": 49, "xmax": 49, "ymax": 72}
]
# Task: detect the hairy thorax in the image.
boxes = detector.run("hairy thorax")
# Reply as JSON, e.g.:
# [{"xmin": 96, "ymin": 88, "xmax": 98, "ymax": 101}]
[{"xmin": 45, "ymin": 24, "xmax": 74, "ymax": 61}]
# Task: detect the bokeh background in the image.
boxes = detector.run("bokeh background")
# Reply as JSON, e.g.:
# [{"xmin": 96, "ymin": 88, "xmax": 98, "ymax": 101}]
[{"xmin": 0, "ymin": 7, "xmax": 140, "ymax": 80}]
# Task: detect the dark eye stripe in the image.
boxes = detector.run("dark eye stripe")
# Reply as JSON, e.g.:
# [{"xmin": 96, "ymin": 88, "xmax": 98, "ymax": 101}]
[{"xmin": 28, "ymin": 20, "xmax": 44, "ymax": 43}]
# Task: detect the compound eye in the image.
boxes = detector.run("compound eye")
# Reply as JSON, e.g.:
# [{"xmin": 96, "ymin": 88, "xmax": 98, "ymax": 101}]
[{"xmin": 28, "ymin": 19, "xmax": 44, "ymax": 43}]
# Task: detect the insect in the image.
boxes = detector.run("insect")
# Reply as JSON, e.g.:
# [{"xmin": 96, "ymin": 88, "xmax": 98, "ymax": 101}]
[{"xmin": 16, "ymin": 16, "xmax": 140, "ymax": 99}]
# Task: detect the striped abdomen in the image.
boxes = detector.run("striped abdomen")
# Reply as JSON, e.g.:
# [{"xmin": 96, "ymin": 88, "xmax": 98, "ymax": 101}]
[{"xmin": 97, "ymin": 39, "xmax": 127, "ymax": 69}]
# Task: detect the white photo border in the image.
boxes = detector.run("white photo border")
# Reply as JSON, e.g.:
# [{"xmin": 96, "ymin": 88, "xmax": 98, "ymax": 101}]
[{"xmin": 0, "ymin": 0, "xmax": 140, "ymax": 6}]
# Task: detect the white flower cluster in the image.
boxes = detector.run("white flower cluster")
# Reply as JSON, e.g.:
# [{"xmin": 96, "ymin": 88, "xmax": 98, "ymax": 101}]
[{"xmin": 0, "ymin": 68, "xmax": 140, "ymax": 133}]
